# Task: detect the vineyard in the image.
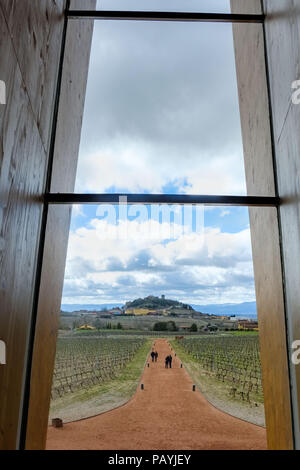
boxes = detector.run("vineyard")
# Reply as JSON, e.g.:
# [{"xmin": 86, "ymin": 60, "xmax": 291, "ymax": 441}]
[
  {"xmin": 51, "ymin": 336, "xmax": 146, "ymax": 399},
  {"xmin": 175, "ymin": 335, "xmax": 263, "ymax": 403}
]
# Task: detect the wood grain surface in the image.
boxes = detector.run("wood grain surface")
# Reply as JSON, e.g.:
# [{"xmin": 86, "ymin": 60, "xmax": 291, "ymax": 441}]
[{"xmin": 231, "ymin": 0, "xmax": 294, "ymax": 449}]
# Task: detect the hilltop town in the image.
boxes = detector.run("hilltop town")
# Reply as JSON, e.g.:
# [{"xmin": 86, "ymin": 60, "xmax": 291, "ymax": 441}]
[{"xmin": 60, "ymin": 295, "xmax": 258, "ymax": 333}]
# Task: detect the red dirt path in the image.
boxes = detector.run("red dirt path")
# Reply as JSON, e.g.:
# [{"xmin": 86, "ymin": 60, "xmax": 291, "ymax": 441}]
[{"xmin": 47, "ymin": 339, "xmax": 267, "ymax": 450}]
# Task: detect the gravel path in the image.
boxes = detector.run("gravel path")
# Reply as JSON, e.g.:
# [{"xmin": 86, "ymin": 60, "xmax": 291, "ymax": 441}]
[{"xmin": 47, "ymin": 339, "xmax": 267, "ymax": 450}]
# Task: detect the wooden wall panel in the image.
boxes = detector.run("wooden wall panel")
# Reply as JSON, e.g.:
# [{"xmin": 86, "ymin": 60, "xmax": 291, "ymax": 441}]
[
  {"xmin": 263, "ymin": 0, "xmax": 300, "ymax": 448},
  {"xmin": 0, "ymin": 2, "xmax": 64, "ymax": 449},
  {"xmin": 0, "ymin": 0, "xmax": 95, "ymax": 449},
  {"xmin": 25, "ymin": 0, "xmax": 96, "ymax": 450},
  {"xmin": 248, "ymin": 207, "xmax": 293, "ymax": 449},
  {"xmin": 231, "ymin": 0, "xmax": 294, "ymax": 449},
  {"xmin": 1, "ymin": 0, "xmax": 65, "ymax": 152},
  {"xmin": 51, "ymin": 1, "xmax": 95, "ymax": 193},
  {"xmin": 25, "ymin": 205, "xmax": 72, "ymax": 450}
]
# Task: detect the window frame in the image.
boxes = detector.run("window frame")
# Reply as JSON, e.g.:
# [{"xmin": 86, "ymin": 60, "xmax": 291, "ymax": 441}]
[{"xmin": 21, "ymin": 6, "xmax": 294, "ymax": 450}]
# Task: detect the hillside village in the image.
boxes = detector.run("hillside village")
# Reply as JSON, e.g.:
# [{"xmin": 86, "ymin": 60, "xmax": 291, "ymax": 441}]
[{"xmin": 60, "ymin": 295, "xmax": 258, "ymax": 333}]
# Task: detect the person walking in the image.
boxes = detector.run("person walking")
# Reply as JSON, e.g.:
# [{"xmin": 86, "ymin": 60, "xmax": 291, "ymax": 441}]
[
  {"xmin": 154, "ymin": 351, "xmax": 158, "ymax": 362},
  {"xmin": 168, "ymin": 354, "xmax": 173, "ymax": 368},
  {"xmin": 165, "ymin": 355, "xmax": 169, "ymax": 368},
  {"xmin": 151, "ymin": 350, "xmax": 155, "ymax": 362}
]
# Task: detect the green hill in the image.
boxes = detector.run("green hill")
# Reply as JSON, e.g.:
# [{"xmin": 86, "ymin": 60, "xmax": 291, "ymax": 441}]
[{"xmin": 124, "ymin": 295, "xmax": 194, "ymax": 312}]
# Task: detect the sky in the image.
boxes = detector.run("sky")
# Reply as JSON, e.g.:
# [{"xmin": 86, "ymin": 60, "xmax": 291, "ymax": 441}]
[{"xmin": 61, "ymin": 0, "xmax": 257, "ymax": 307}]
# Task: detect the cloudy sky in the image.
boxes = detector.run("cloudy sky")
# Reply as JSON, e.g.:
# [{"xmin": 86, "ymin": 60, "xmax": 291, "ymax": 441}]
[{"xmin": 62, "ymin": 0, "xmax": 256, "ymax": 307}]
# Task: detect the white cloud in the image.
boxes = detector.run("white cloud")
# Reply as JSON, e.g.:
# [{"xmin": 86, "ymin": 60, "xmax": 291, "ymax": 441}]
[
  {"xmin": 75, "ymin": 139, "xmax": 246, "ymax": 195},
  {"xmin": 62, "ymin": 216, "xmax": 255, "ymax": 305}
]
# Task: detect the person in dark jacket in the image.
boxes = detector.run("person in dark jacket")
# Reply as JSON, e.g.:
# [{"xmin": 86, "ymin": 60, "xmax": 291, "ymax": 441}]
[
  {"xmin": 151, "ymin": 350, "xmax": 155, "ymax": 362},
  {"xmin": 165, "ymin": 355, "xmax": 169, "ymax": 368},
  {"xmin": 154, "ymin": 351, "xmax": 158, "ymax": 362},
  {"xmin": 168, "ymin": 354, "xmax": 173, "ymax": 368}
]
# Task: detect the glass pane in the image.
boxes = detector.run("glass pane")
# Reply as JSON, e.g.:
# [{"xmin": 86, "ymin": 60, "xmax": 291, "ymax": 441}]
[
  {"xmin": 75, "ymin": 0, "xmax": 262, "ymax": 14},
  {"xmin": 74, "ymin": 20, "xmax": 248, "ymax": 195},
  {"xmin": 46, "ymin": 204, "xmax": 267, "ymax": 450}
]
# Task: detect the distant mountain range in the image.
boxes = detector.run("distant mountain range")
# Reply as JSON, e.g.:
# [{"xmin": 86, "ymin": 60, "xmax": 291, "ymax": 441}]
[
  {"xmin": 61, "ymin": 300, "xmax": 257, "ymax": 318},
  {"xmin": 61, "ymin": 304, "xmax": 123, "ymax": 313},
  {"xmin": 191, "ymin": 302, "xmax": 257, "ymax": 318}
]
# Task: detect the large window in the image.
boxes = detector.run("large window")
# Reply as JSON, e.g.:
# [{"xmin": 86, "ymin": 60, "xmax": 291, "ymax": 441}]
[{"xmin": 25, "ymin": 1, "xmax": 293, "ymax": 452}]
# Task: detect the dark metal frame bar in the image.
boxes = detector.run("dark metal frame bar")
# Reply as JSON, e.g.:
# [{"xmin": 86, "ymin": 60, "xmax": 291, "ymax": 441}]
[
  {"xmin": 67, "ymin": 10, "xmax": 264, "ymax": 23},
  {"xmin": 45, "ymin": 193, "xmax": 279, "ymax": 207}
]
